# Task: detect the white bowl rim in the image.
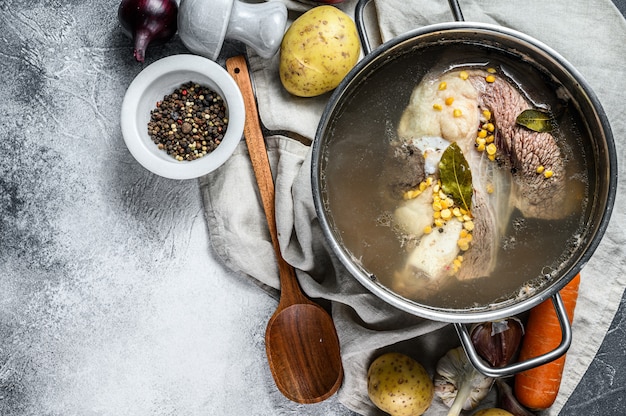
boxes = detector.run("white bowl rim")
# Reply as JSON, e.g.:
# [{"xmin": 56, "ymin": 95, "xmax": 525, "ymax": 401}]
[{"xmin": 121, "ymin": 54, "xmax": 245, "ymax": 180}]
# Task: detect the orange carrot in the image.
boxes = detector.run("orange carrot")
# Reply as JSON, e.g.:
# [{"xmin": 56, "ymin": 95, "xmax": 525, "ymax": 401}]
[{"xmin": 514, "ymin": 273, "xmax": 581, "ymax": 410}]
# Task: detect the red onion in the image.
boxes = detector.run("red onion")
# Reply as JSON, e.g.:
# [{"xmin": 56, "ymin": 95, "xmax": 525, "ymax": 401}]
[
  {"xmin": 470, "ymin": 318, "xmax": 524, "ymax": 368},
  {"xmin": 118, "ymin": 0, "xmax": 178, "ymax": 62},
  {"xmin": 496, "ymin": 379, "xmax": 535, "ymax": 416}
]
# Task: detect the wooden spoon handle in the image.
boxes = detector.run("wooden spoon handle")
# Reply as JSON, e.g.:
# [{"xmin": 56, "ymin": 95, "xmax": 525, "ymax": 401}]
[{"xmin": 226, "ymin": 56, "xmax": 308, "ymax": 307}]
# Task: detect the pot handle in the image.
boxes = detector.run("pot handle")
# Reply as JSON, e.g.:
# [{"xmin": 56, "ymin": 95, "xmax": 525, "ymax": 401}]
[
  {"xmin": 355, "ymin": 0, "xmax": 465, "ymax": 55},
  {"xmin": 454, "ymin": 292, "xmax": 573, "ymax": 378}
]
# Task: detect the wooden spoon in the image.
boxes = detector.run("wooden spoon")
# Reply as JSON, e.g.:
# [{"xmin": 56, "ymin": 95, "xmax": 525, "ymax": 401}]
[{"xmin": 226, "ymin": 55, "xmax": 343, "ymax": 404}]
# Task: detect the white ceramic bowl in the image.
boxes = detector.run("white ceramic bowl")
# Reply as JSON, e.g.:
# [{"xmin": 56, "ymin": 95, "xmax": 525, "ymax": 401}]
[{"xmin": 121, "ymin": 54, "xmax": 244, "ymax": 180}]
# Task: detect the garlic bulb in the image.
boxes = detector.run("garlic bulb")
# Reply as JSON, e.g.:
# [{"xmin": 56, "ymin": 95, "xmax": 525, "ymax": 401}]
[{"xmin": 434, "ymin": 347, "xmax": 494, "ymax": 416}]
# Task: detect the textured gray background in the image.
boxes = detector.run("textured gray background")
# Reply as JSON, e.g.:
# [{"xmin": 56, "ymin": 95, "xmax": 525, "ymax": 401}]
[{"xmin": 0, "ymin": 0, "xmax": 624, "ymax": 415}]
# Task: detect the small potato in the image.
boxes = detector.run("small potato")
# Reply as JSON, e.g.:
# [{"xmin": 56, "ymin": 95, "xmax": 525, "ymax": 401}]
[
  {"xmin": 279, "ymin": 5, "xmax": 360, "ymax": 97},
  {"xmin": 367, "ymin": 352, "xmax": 434, "ymax": 416},
  {"xmin": 472, "ymin": 409, "xmax": 514, "ymax": 416}
]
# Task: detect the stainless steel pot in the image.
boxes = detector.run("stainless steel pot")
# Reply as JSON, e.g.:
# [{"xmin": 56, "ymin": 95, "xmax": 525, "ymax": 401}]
[{"xmin": 311, "ymin": 0, "xmax": 617, "ymax": 377}]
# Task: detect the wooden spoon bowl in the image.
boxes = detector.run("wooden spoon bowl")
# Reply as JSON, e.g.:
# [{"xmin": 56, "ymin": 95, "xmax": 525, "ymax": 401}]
[{"xmin": 266, "ymin": 303, "xmax": 343, "ymax": 403}]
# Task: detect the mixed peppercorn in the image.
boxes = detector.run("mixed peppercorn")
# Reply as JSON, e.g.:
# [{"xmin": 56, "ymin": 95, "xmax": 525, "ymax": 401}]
[{"xmin": 147, "ymin": 82, "xmax": 228, "ymax": 161}]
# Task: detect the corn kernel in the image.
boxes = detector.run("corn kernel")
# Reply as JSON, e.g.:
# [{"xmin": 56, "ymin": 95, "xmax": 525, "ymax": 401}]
[
  {"xmin": 488, "ymin": 153, "xmax": 496, "ymax": 161},
  {"xmin": 457, "ymin": 255, "xmax": 464, "ymax": 262},
  {"xmin": 476, "ymin": 143, "xmax": 486, "ymax": 152},
  {"xmin": 433, "ymin": 183, "xmax": 440, "ymax": 193},
  {"xmin": 460, "ymin": 208, "xmax": 468, "ymax": 216},
  {"xmin": 440, "ymin": 199, "xmax": 449, "ymax": 210},
  {"xmin": 453, "ymin": 109, "xmax": 463, "ymax": 117},
  {"xmin": 445, "ymin": 97, "xmax": 455, "ymax": 106},
  {"xmin": 439, "ymin": 81, "xmax": 447, "ymax": 90},
  {"xmin": 487, "ymin": 67, "xmax": 497, "ymax": 73},
  {"xmin": 464, "ymin": 220, "xmax": 475, "ymax": 231},
  {"xmin": 454, "ymin": 258, "xmax": 463, "ymax": 271},
  {"xmin": 432, "ymin": 201, "xmax": 442, "ymax": 211},
  {"xmin": 484, "ymin": 123, "xmax": 495, "ymax": 132},
  {"xmin": 403, "ymin": 189, "xmax": 420, "ymax": 200},
  {"xmin": 424, "ymin": 225, "xmax": 433, "ymax": 234},
  {"xmin": 460, "ymin": 229, "xmax": 469, "ymax": 238},
  {"xmin": 439, "ymin": 190, "xmax": 447, "ymax": 200},
  {"xmin": 433, "ymin": 103, "xmax": 443, "ymax": 111},
  {"xmin": 544, "ymin": 170, "xmax": 554, "ymax": 178},
  {"xmin": 434, "ymin": 219, "xmax": 444, "ymax": 228},
  {"xmin": 462, "ymin": 214, "xmax": 472, "ymax": 222},
  {"xmin": 486, "ymin": 143, "xmax": 497, "ymax": 156},
  {"xmin": 441, "ymin": 208, "xmax": 452, "ymax": 220},
  {"xmin": 486, "ymin": 74, "xmax": 496, "ymax": 83},
  {"xmin": 419, "ymin": 181, "xmax": 428, "ymax": 191},
  {"xmin": 482, "ymin": 109, "xmax": 492, "ymax": 120},
  {"xmin": 458, "ymin": 239, "xmax": 470, "ymax": 251},
  {"xmin": 445, "ymin": 198, "xmax": 454, "ymax": 208},
  {"xmin": 478, "ymin": 129, "xmax": 488, "ymax": 138},
  {"xmin": 536, "ymin": 165, "xmax": 545, "ymax": 174},
  {"xmin": 486, "ymin": 135, "xmax": 495, "ymax": 144},
  {"xmin": 466, "ymin": 233, "xmax": 473, "ymax": 242},
  {"xmin": 433, "ymin": 211, "xmax": 441, "ymax": 219},
  {"xmin": 453, "ymin": 207, "xmax": 462, "ymax": 217},
  {"xmin": 476, "ymin": 137, "xmax": 486, "ymax": 146},
  {"xmin": 459, "ymin": 71, "xmax": 469, "ymax": 80},
  {"xmin": 426, "ymin": 177, "xmax": 434, "ymax": 186}
]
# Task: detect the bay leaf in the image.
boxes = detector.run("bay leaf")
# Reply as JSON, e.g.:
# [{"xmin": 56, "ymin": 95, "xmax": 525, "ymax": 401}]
[
  {"xmin": 439, "ymin": 142, "xmax": 473, "ymax": 212},
  {"xmin": 516, "ymin": 109, "xmax": 553, "ymax": 133}
]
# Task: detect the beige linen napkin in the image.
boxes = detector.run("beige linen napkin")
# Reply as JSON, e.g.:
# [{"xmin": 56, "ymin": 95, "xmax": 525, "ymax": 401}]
[{"xmin": 200, "ymin": 0, "xmax": 626, "ymax": 414}]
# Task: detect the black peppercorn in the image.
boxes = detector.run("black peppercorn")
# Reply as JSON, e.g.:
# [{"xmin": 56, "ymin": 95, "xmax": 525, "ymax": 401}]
[{"xmin": 147, "ymin": 81, "xmax": 228, "ymax": 161}]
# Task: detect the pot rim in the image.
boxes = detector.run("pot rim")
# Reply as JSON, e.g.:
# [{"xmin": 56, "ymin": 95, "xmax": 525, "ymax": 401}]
[{"xmin": 311, "ymin": 22, "xmax": 618, "ymax": 323}]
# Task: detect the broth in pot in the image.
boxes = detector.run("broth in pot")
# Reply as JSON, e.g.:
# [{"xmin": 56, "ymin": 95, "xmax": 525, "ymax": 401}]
[{"xmin": 319, "ymin": 42, "xmax": 591, "ymax": 311}]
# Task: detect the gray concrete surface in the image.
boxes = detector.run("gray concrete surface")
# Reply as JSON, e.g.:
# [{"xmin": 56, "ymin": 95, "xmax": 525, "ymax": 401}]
[{"xmin": 0, "ymin": 1, "xmax": 624, "ymax": 415}]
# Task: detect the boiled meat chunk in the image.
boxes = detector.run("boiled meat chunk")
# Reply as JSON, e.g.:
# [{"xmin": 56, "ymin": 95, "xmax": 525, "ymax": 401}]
[{"xmin": 391, "ymin": 67, "xmax": 568, "ymax": 286}]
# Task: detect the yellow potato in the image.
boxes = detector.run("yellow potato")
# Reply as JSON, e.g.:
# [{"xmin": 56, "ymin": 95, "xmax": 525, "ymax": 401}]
[
  {"xmin": 279, "ymin": 5, "xmax": 360, "ymax": 97},
  {"xmin": 367, "ymin": 352, "xmax": 434, "ymax": 416},
  {"xmin": 472, "ymin": 409, "xmax": 514, "ymax": 416}
]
